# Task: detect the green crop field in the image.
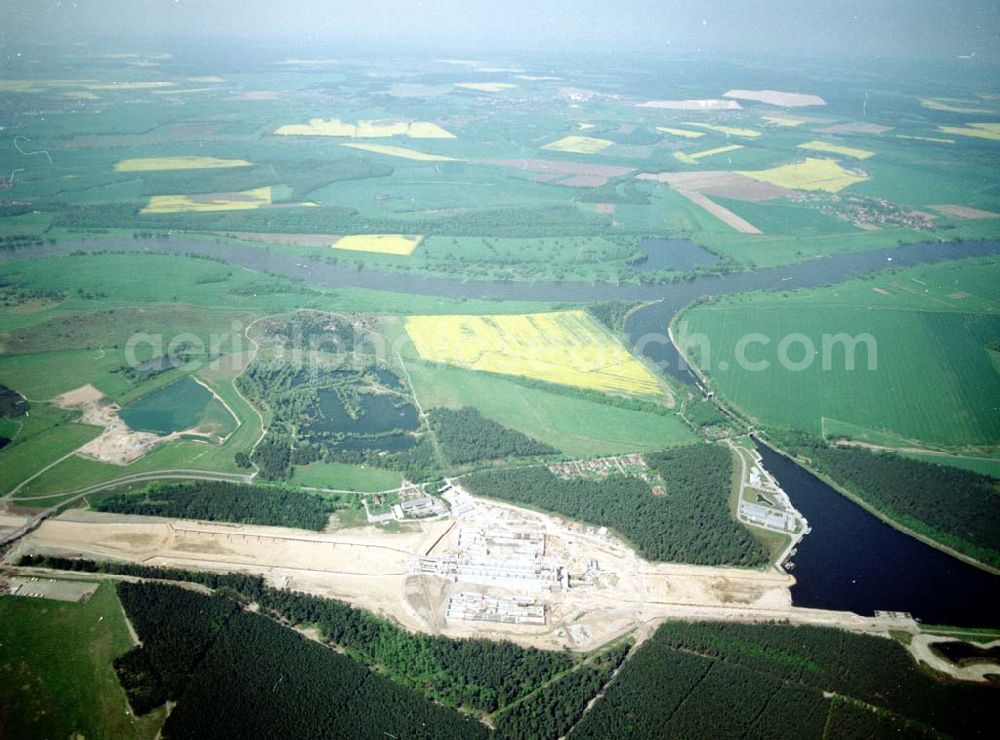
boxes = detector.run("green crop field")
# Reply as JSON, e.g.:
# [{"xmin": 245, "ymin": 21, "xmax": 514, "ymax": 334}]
[
  {"xmin": 291, "ymin": 461, "xmax": 403, "ymax": 492},
  {"xmin": 680, "ymin": 257, "xmax": 1000, "ymax": 449},
  {"xmin": 406, "ymin": 360, "xmax": 697, "ymax": 458},
  {"xmin": 0, "ymin": 582, "xmax": 165, "ymax": 739}
]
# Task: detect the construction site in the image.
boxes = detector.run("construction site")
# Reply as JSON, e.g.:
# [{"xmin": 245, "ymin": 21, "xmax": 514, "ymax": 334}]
[{"xmin": 2, "ymin": 475, "xmax": 918, "ymax": 652}]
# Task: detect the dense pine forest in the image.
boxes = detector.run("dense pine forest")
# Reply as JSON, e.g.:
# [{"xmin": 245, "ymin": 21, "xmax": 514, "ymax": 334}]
[
  {"xmin": 95, "ymin": 481, "xmax": 341, "ymax": 530},
  {"xmin": 254, "ymin": 587, "xmax": 575, "ymax": 713},
  {"xmin": 464, "ymin": 444, "xmax": 768, "ymax": 566},
  {"xmin": 570, "ymin": 622, "xmax": 997, "ymax": 739},
  {"xmin": 16, "ymin": 559, "xmax": 999, "ymax": 738},
  {"xmin": 24, "ymin": 559, "xmax": 575, "ymax": 716},
  {"xmin": 493, "ymin": 642, "xmax": 631, "ymax": 740},
  {"xmin": 429, "ymin": 407, "xmax": 557, "ymax": 465},
  {"xmin": 114, "ymin": 582, "xmax": 487, "ymax": 739}
]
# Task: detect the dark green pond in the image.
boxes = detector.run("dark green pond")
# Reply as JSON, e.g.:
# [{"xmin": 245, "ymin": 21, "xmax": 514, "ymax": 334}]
[
  {"xmin": 119, "ymin": 377, "xmax": 215, "ymax": 435},
  {"xmin": 309, "ymin": 390, "xmax": 418, "ymax": 436}
]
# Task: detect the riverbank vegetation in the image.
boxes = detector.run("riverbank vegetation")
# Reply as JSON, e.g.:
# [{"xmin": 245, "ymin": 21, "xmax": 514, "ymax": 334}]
[{"xmin": 783, "ymin": 436, "xmax": 1000, "ymax": 568}]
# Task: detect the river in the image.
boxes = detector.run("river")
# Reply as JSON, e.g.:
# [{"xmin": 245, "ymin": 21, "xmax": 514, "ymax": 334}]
[
  {"xmin": 758, "ymin": 444, "xmax": 999, "ymax": 627},
  {"xmin": 4, "ymin": 235, "xmax": 999, "ymax": 625}
]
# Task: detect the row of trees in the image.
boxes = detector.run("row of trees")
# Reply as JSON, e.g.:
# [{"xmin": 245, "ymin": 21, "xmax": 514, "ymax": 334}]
[
  {"xmin": 585, "ymin": 301, "xmax": 638, "ymax": 333},
  {"xmin": 493, "ymin": 642, "xmax": 630, "ymax": 739},
  {"xmin": 254, "ymin": 587, "xmax": 575, "ymax": 713},
  {"xmin": 23, "ymin": 558, "xmax": 576, "ymax": 716},
  {"xmin": 18, "ymin": 555, "xmax": 268, "ymax": 599},
  {"xmin": 115, "ymin": 582, "xmax": 487, "ymax": 739},
  {"xmin": 96, "ymin": 481, "xmax": 338, "ymax": 530},
  {"xmin": 790, "ymin": 437, "xmax": 1000, "ymax": 567},
  {"xmin": 429, "ymin": 407, "xmax": 557, "ymax": 465},
  {"xmin": 464, "ymin": 444, "xmax": 768, "ymax": 566}
]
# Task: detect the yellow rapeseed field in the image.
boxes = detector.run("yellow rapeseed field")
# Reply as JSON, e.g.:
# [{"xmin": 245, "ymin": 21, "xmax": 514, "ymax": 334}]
[
  {"xmin": 455, "ymin": 82, "xmax": 517, "ymax": 92},
  {"xmin": 404, "ymin": 310, "xmax": 663, "ymax": 397},
  {"xmin": 331, "ymin": 234, "xmax": 423, "ymax": 256},
  {"xmin": 274, "ymin": 118, "xmax": 455, "ymax": 139},
  {"xmin": 114, "ymin": 156, "xmax": 252, "ymax": 172},
  {"xmin": 542, "ymin": 135, "xmax": 614, "ymax": 154},
  {"xmin": 740, "ymin": 158, "xmax": 868, "ymax": 192},
  {"xmin": 683, "ymin": 123, "xmax": 761, "ymax": 138},
  {"xmin": 762, "ymin": 116, "xmax": 805, "ymax": 127},
  {"xmin": 797, "ymin": 140, "xmax": 875, "ymax": 159},
  {"xmin": 896, "ymin": 134, "xmax": 955, "ymax": 144},
  {"xmin": 141, "ymin": 186, "xmax": 271, "ymax": 214},
  {"xmin": 936, "ymin": 123, "xmax": 1000, "ymax": 141},
  {"xmin": 674, "ymin": 144, "xmax": 743, "ymax": 165},
  {"xmin": 340, "ymin": 143, "xmax": 457, "ymax": 161},
  {"xmin": 920, "ymin": 99, "xmax": 990, "ymax": 114},
  {"xmin": 656, "ymin": 127, "xmax": 704, "ymax": 138}
]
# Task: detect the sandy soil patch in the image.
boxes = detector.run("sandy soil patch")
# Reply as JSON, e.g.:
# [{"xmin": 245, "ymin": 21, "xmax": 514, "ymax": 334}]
[
  {"xmin": 724, "ymin": 89, "xmax": 826, "ymax": 107},
  {"xmin": 638, "ymin": 99, "xmax": 741, "ymax": 110},
  {"xmin": 929, "ymin": 204, "xmax": 1000, "ymax": 220},
  {"xmin": 908, "ymin": 634, "xmax": 1000, "ymax": 682},
  {"xmin": 13, "ymin": 493, "xmax": 920, "ymax": 652},
  {"xmin": 675, "ymin": 190, "xmax": 762, "ymax": 234},
  {"xmin": 53, "ymin": 385, "xmax": 167, "ymax": 465}
]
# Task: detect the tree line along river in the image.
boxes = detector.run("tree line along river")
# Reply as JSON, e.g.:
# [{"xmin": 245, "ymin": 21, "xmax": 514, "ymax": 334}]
[{"xmin": 5, "ymin": 236, "xmax": 999, "ymax": 626}]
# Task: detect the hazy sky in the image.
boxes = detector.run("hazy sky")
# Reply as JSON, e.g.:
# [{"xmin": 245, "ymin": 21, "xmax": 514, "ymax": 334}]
[{"xmin": 3, "ymin": 0, "xmax": 998, "ymax": 61}]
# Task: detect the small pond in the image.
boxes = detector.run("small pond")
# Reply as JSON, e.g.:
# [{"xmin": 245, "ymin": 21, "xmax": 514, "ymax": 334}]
[
  {"xmin": 633, "ymin": 237, "xmax": 718, "ymax": 273},
  {"xmin": 120, "ymin": 377, "xmax": 221, "ymax": 435}
]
